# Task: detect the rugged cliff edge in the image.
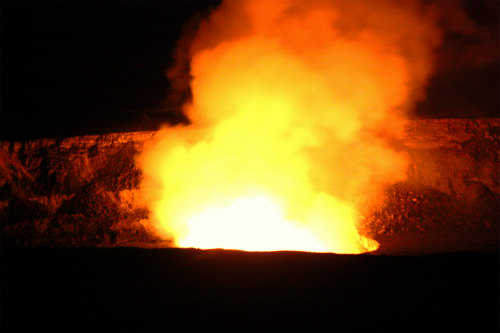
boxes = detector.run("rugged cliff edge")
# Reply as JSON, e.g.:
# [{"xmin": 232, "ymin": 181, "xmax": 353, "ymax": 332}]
[{"xmin": 1, "ymin": 118, "xmax": 498, "ymax": 253}]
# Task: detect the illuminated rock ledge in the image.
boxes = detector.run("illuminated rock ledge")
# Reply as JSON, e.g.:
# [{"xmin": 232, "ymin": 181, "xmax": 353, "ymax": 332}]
[{"xmin": 0, "ymin": 118, "xmax": 498, "ymax": 253}]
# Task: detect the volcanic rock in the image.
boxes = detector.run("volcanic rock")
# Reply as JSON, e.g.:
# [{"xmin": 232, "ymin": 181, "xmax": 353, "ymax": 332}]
[{"xmin": 1, "ymin": 118, "xmax": 498, "ymax": 253}]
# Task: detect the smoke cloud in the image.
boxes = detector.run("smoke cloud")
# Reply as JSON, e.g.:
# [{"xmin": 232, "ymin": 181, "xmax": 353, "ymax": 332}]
[{"xmin": 137, "ymin": 0, "xmax": 444, "ymax": 253}]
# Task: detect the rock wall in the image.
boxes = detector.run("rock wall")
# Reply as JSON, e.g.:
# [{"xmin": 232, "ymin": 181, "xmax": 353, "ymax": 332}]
[
  {"xmin": 404, "ymin": 118, "xmax": 499, "ymax": 196},
  {"xmin": 1, "ymin": 118, "xmax": 499, "ymax": 251},
  {"xmin": 0, "ymin": 132, "xmax": 156, "ymax": 246}
]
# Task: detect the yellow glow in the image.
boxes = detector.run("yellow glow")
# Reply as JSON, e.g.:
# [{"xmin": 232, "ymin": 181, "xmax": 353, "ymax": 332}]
[
  {"xmin": 180, "ymin": 196, "xmax": 328, "ymax": 252},
  {"xmin": 137, "ymin": 0, "xmax": 440, "ymax": 254}
]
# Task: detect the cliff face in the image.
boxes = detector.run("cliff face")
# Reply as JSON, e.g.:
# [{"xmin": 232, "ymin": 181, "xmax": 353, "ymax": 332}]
[
  {"xmin": 1, "ymin": 118, "xmax": 499, "ymax": 253},
  {"xmin": 0, "ymin": 132, "xmax": 156, "ymax": 247},
  {"xmin": 363, "ymin": 118, "xmax": 499, "ymax": 253}
]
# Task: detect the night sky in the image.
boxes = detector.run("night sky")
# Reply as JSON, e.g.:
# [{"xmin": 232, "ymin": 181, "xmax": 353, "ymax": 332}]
[{"xmin": 1, "ymin": 0, "xmax": 498, "ymax": 140}]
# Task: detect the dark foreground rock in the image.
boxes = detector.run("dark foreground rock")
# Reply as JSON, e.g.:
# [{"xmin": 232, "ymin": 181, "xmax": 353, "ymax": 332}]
[
  {"xmin": 1, "ymin": 247, "xmax": 498, "ymax": 331},
  {"xmin": 0, "ymin": 118, "xmax": 499, "ymax": 253}
]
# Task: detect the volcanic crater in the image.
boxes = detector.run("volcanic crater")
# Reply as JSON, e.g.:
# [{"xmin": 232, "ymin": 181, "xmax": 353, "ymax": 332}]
[{"xmin": 1, "ymin": 118, "xmax": 498, "ymax": 254}]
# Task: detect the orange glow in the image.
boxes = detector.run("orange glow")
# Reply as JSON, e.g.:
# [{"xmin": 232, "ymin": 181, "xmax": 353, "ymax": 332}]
[
  {"xmin": 181, "ymin": 196, "xmax": 329, "ymax": 252},
  {"xmin": 137, "ymin": 0, "xmax": 441, "ymax": 253}
]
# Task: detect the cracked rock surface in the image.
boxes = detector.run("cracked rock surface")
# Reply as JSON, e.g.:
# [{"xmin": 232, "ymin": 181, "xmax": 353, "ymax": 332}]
[{"xmin": 1, "ymin": 118, "xmax": 498, "ymax": 254}]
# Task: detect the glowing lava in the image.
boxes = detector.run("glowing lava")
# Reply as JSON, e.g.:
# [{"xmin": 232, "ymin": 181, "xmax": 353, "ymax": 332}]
[
  {"xmin": 180, "ymin": 196, "xmax": 329, "ymax": 252},
  {"xmin": 137, "ymin": 0, "xmax": 441, "ymax": 254}
]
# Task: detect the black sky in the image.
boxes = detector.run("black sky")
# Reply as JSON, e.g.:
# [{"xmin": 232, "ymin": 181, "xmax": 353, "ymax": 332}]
[{"xmin": 1, "ymin": 0, "xmax": 498, "ymax": 140}]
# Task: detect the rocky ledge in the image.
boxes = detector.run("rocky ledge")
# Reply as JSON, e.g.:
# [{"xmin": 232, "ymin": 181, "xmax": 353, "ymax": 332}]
[{"xmin": 1, "ymin": 118, "xmax": 498, "ymax": 253}]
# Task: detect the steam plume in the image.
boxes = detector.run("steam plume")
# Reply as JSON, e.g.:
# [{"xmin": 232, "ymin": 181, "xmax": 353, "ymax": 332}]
[{"xmin": 137, "ymin": 0, "xmax": 443, "ymax": 253}]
